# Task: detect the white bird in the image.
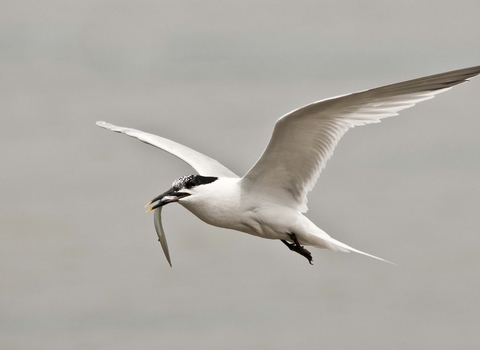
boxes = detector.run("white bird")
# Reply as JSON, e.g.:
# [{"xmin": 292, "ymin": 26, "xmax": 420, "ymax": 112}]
[{"xmin": 97, "ymin": 65, "xmax": 480, "ymax": 266}]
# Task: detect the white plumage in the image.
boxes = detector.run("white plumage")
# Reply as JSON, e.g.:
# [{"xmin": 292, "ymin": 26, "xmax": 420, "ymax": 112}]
[{"xmin": 97, "ymin": 65, "xmax": 480, "ymax": 266}]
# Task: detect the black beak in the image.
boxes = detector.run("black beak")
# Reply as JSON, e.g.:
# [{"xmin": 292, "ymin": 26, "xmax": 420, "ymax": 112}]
[{"xmin": 145, "ymin": 188, "xmax": 190, "ymax": 212}]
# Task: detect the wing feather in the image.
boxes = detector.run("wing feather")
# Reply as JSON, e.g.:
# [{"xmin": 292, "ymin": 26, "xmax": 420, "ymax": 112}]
[
  {"xmin": 243, "ymin": 65, "xmax": 480, "ymax": 212},
  {"xmin": 96, "ymin": 121, "xmax": 238, "ymax": 178}
]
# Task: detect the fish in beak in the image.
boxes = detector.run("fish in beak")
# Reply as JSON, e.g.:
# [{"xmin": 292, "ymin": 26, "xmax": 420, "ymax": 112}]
[
  {"xmin": 145, "ymin": 188, "xmax": 191, "ymax": 267},
  {"xmin": 145, "ymin": 188, "xmax": 191, "ymax": 212}
]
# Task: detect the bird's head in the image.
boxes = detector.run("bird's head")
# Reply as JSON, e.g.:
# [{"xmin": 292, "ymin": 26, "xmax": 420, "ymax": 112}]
[{"xmin": 145, "ymin": 175, "xmax": 218, "ymax": 211}]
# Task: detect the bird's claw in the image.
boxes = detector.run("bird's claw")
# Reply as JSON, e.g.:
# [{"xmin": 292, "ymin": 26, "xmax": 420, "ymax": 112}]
[{"xmin": 281, "ymin": 233, "xmax": 314, "ymax": 265}]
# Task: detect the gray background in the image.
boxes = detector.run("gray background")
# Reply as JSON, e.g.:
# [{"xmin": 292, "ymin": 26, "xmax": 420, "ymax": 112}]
[{"xmin": 2, "ymin": 1, "xmax": 480, "ymax": 349}]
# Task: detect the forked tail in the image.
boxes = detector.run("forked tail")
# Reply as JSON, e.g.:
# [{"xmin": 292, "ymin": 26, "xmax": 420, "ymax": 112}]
[{"xmin": 312, "ymin": 233, "xmax": 396, "ymax": 265}]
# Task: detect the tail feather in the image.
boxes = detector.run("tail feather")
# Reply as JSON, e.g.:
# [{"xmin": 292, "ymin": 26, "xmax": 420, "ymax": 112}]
[{"xmin": 310, "ymin": 232, "xmax": 396, "ymax": 265}]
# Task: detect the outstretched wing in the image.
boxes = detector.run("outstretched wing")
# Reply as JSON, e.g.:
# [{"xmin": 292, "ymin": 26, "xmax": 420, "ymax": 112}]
[
  {"xmin": 96, "ymin": 121, "xmax": 238, "ymax": 178},
  {"xmin": 243, "ymin": 65, "xmax": 480, "ymax": 212}
]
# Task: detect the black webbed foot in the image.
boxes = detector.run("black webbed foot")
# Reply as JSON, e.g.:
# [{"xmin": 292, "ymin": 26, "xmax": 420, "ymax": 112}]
[{"xmin": 281, "ymin": 233, "xmax": 313, "ymax": 265}]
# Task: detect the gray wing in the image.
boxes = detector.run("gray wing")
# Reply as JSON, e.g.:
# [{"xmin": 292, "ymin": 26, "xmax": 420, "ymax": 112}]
[
  {"xmin": 243, "ymin": 65, "xmax": 480, "ymax": 212},
  {"xmin": 96, "ymin": 121, "xmax": 238, "ymax": 178}
]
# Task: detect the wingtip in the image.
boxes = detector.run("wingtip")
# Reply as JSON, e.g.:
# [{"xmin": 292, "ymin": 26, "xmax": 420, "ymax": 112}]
[{"xmin": 96, "ymin": 121, "xmax": 118, "ymax": 131}]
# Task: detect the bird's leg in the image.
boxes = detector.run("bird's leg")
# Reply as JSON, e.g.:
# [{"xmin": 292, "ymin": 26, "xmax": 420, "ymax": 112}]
[{"xmin": 281, "ymin": 233, "xmax": 313, "ymax": 265}]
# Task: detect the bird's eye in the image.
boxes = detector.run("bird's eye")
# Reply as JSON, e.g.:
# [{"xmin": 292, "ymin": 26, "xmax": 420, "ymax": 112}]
[{"xmin": 185, "ymin": 179, "xmax": 196, "ymax": 189}]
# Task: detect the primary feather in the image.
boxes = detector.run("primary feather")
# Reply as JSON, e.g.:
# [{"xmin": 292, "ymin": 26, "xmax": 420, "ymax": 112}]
[
  {"xmin": 243, "ymin": 65, "xmax": 480, "ymax": 212},
  {"xmin": 96, "ymin": 121, "xmax": 238, "ymax": 178}
]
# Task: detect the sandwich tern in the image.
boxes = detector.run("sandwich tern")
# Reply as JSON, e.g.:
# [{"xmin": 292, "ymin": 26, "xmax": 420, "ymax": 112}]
[{"xmin": 97, "ymin": 65, "xmax": 480, "ymax": 266}]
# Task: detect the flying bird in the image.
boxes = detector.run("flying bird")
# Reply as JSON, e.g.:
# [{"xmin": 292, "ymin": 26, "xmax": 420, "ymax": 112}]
[{"xmin": 97, "ymin": 65, "xmax": 480, "ymax": 266}]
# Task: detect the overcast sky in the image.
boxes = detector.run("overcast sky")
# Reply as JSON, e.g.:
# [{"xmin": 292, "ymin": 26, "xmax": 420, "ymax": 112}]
[{"xmin": 1, "ymin": 1, "xmax": 480, "ymax": 349}]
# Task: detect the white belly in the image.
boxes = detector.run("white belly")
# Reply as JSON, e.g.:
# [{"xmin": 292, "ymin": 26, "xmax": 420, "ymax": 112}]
[
  {"xmin": 182, "ymin": 197, "xmax": 310, "ymax": 243},
  {"xmin": 176, "ymin": 177, "xmax": 324, "ymax": 245}
]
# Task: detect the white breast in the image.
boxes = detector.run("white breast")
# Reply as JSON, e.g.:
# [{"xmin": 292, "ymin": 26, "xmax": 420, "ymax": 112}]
[{"xmin": 179, "ymin": 178, "xmax": 246, "ymax": 230}]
